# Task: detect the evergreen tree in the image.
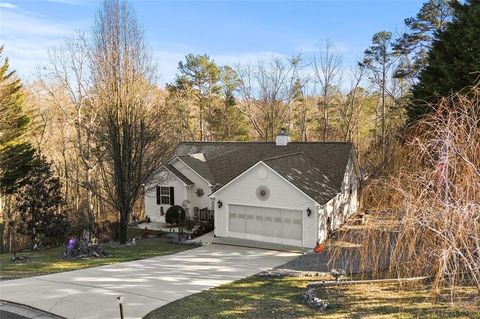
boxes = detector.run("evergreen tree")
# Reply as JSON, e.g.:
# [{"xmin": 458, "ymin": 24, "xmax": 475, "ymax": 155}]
[
  {"xmin": 168, "ymin": 55, "xmax": 247, "ymax": 141},
  {"xmin": 16, "ymin": 154, "xmax": 69, "ymax": 245},
  {"xmin": 171, "ymin": 54, "xmax": 221, "ymax": 141},
  {"xmin": 393, "ymin": 0, "xmax": 453, "ymax": 83},
  {"xmin": 209, "ymin": 66, "xmax": 249, "ymax": 140},
  {"xmin": 0, "ymin": 46, "xmax": 34, "ymax": 194},
  {"xmin": 360, "ymin": 31, "xmax": 395, "ymax": 165},
  {"xmin": 410, "ymin": 0, "xmax": 480, "ymax": 120}
]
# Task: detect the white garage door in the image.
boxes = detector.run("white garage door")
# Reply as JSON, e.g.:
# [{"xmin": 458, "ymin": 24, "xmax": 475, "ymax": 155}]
[{"xmin": 228, "ymin": 204, "xmax": 303, "ymax": 246}]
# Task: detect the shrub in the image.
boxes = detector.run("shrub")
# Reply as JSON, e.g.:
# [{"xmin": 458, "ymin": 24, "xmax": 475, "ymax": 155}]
[
  {"xmin": 15, "ymin": 154, "xmax": 70, "ymax": 246},
  {"xmin": 165, "ymin": 205, "xmax": 186, "ymax": 225}
]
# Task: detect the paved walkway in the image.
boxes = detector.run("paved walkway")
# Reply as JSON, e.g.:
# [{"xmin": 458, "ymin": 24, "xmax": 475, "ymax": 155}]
[{"xmin": 0, "ymin": 244, "xmax": 298, "ymax": 319}]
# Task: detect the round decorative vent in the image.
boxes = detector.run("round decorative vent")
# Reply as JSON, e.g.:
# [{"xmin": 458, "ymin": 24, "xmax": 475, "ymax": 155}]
[
  {"xmin": 257, "ymin": 168, "xmax": 268, "ymax": 180},
  {"xmin": 256, "ymin": 185, "xmax": 270, "ymax": 201}
]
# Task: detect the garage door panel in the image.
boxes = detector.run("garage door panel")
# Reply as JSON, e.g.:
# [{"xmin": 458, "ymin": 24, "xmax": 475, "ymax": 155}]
[
  {"xmin": 228, "ymin": 205, "xmax": 302, "ymax": 245},
  {"xmin": 245, "ymin": 207, "xmax": 263, "ymax": 235},
  {"xmin": 263, "ymin": 208, "xmax": 281, "ymax": 237},
  {"xmin": 229, "ymin": 206, "xmax": 245, "ymax": 233},
  {"xmin": 281, "ymin": 209, "xmax": 302, "ymax": 240}
]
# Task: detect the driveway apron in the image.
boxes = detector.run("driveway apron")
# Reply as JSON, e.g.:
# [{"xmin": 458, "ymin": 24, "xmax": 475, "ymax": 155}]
[{"xmin": 0, "ymin": 244, "xmax": 298, "ymax": 319}]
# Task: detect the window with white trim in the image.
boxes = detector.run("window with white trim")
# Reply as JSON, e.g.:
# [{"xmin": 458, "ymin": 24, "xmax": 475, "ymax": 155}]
[
  {"xmin": 160, "ymin": 186, "xmax": 171, "ymax": 204},
  {"xmin": 157, "ymin": 186, "xmax": 173, "ymax": 205}
]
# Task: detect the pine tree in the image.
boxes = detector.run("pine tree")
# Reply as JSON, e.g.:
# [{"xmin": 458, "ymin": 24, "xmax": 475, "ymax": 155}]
[
  {"xmin": 0, "ymin": 46, "xmax": 34, "ymax": 194},
  {"xmin": 410, "ymin": 0, "xmax": 480, "ymax": 120},
  {"xmin": 393, "ymin": 0, "xmax": 453, "ymax": 83},
  {"xmin": 173, "ymin": 54, "xmax": 221, "ymax": 141},
  {"xmin": 360, "ymin": 31, "xmax": 395, "ymax": 165},
  {"xmin": 209, "ymin": 66, "xmax": 249, "ymax": 141},
  {"xmin": 168, "ymin": 55, "xmax": 247, "ymax": 141},
  {"xmin": 16, "ymin": 154, "xmax": 69, "ymax": 245}
]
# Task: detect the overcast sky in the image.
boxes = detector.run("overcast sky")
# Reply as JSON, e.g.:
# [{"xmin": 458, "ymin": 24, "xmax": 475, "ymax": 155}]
[{"xmin": 0, "ymin": 0, "xmax": 425, "ymax": 86}]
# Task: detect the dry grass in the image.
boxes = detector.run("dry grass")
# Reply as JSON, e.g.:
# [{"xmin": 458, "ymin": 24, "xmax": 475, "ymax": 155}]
[
  {"xmin": 332, "ymin": 88, "xmax": 480, "ymax": 297},
  {"xmin": 144, "ymin": 276, "xmax": 480, "ymax": 319}
]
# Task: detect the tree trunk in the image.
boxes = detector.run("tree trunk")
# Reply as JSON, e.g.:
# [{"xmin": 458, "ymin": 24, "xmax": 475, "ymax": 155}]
[
  {"xmin": 323, "ymin": 93, "xmax": 328, "ymax": 142},
  {"xmin": 381, "ymin": 63, "xmax": 386, "ymax": 166},
  {"xmin": 119, "ymin": 207, "xmax": 129, "ymax": 244},
  {"xmin": 86, "ymin": 171, "xmax": 94, "ymax": 239}
]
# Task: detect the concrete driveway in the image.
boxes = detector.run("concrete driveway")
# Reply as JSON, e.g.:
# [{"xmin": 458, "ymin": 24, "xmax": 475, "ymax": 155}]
[{"xmin": 0, "ymin": 244, "xmax": 298, "ymax": 319}]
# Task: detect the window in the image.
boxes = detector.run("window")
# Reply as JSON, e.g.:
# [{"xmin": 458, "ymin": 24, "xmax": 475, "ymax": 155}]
[
  {"xmin": 156, "ymin": 186, "xmax": 174, "ymax": 205},
  {"xmin": 160, "ymin": 187, "xmax": 170, "ymax": 204}
]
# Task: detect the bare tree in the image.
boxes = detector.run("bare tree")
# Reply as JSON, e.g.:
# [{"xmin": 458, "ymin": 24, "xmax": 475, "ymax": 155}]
[
  {"xmin": 91, "ymin": 0, "xmax": 173, "ymax": 244},
  {"xmin": 290, "ymin": 65, "xmax": 315, "ymax": 142},
  {"xmin": 41, "ymin": 34, "xmax": 98, "ymax": 234},
  {"xmin": 336, "ymin": 64, "xmax": 367, "ymax": 143},
  {"xmin": 312, "ymin": 41, "xmax": 342, "ymax": 141},
  {"xmin": 236, "ymin": 56, "xmax": 300, "ymax": 141}
]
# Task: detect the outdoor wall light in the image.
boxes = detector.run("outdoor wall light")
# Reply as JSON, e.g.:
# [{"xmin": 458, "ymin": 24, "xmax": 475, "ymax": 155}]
[
  {"xmin": 306, "ymin": 207, "xmax": 312, "ymax": 217},
  {"xmin": 217, "ymin": 200, "xmax": 223, "ymax": 208}
]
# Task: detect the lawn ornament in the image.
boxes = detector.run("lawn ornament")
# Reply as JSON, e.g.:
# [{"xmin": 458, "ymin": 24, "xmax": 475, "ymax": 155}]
[
  {"xmin": 330, "ymin": 268, "xmax": 346, "ymax": 282},
  {"xmin": 314, "ymin": 243, "xmax": 324, "ymax": 254},
  {"xmin": 143, "ymin": 226, "xmax": 150, "ymax": 238}
]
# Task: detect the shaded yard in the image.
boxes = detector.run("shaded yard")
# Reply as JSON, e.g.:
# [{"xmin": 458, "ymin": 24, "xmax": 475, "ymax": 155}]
[
  {"xmin": 0, "ymin": 228, "xmax": 197, "ymax": 280},
  {"xmin": 145, "ymin": 276, "xmax": 480, "ymax": 319}
]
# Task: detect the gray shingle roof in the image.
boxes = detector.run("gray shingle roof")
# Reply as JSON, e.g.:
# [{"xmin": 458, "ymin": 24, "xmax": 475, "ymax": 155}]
[
  {"xmin": 177, "ymin": 155, "xmax": 215, "ymax": 184},
  {"xmin": 171, "ymin": 142, "xmax": 355, "ymax": 205},
  {"xmin": 163, "ymin": 164, "xmax": 194, "ymax": 186}
]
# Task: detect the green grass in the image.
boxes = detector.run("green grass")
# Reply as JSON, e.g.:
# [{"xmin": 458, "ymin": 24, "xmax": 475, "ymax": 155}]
[
  {"xmin": 126, "ymin": 226, "xmax": 164, "ymax": 239},
  {"xmin": 0, "ymin": 228, "xmax": 197, "ymax": 280},
  {"xmin": 144, "ymin": 276, "xmax": 480, "ymax": 319}
]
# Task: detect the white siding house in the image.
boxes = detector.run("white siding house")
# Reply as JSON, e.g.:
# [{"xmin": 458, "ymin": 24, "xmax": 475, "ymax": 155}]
[
  {"xmin": 169, "ymin": 158, "xmax": 213, "ymax": 213},
  {"xmin": 212, "ymin": 162, "xmax": 319, "ymax": 248},
  {"xmin": 144, "ymin": 168, "xmax": 188, "ymax": 223},
  {"xmin": 144, "ymin": 134, "xmax": 360, "ymax": 248},
  {"xmin": 144, "ymin": 159, "xmax": 215, "ymax": 223},
  {"xmin": 317, "ymin": 158, "xmax": 359, "ymax": 243}
]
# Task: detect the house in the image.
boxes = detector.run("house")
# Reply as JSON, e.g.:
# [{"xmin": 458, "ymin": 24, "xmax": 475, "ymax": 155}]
[{"xmin": 144, "ymin": 131, "xmax": 360, "ymax": 249}]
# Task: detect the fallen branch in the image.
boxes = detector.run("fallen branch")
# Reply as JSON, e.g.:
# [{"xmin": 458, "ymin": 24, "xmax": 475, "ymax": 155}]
[{"xmin": 307, "ymin": 276, "xmax": 430, "ymax": 288}]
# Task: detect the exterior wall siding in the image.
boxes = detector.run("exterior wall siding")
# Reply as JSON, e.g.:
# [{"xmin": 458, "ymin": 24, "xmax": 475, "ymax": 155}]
[
  {"xmin": 144, "ymin": 169, "xmax": 187, "ymax": 223},
  {"xmin": 170, "ymin": 159, "xmax": 213, "ymax": 211},
  {"xmin": 212, "ymin": 163, "xmax": 319, "ymax": 248},
  {"xmin": 318, "ymin": 157, "xmax": 359, "ymax": 241}
]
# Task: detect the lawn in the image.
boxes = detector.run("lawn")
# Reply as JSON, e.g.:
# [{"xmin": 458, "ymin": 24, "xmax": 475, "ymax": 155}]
[
  {"xmin": 0, "ymin": 228, "xmax": 198, "ymax": 280},
  {"xmin": 144, "ymin": 276, "xmax": 480, "ymax": 319}
]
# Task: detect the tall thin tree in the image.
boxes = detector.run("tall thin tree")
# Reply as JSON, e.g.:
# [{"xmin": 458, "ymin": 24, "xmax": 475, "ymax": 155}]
[
  {"xmin": 92, "ymin": 0, "xmax": 173, "ymax": 244},
  {"xmin": 360, "ymin": 31, "xmax": 395, "ymax": 165},
  {"xmin": 42, "ymin": 35, "xmax": 98, "ymax": 234},
  {"xmin": 312, "ymin": 41, "xmax": 342, "ymax": 141}
]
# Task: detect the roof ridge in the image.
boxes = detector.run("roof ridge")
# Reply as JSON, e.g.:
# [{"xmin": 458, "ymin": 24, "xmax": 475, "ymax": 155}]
[{"xmin": 263, "ymin": 152, "xmax": 304, "ymax": 161}]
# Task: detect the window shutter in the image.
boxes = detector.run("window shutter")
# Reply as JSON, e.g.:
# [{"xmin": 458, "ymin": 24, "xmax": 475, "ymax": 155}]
[
  {"xmin": 170, "ymin": 187, "xmax": 175, "ymax": 206},
  {"xmin": 156, "ymin": 186, "xmax": 161, "ymax": 205}
]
